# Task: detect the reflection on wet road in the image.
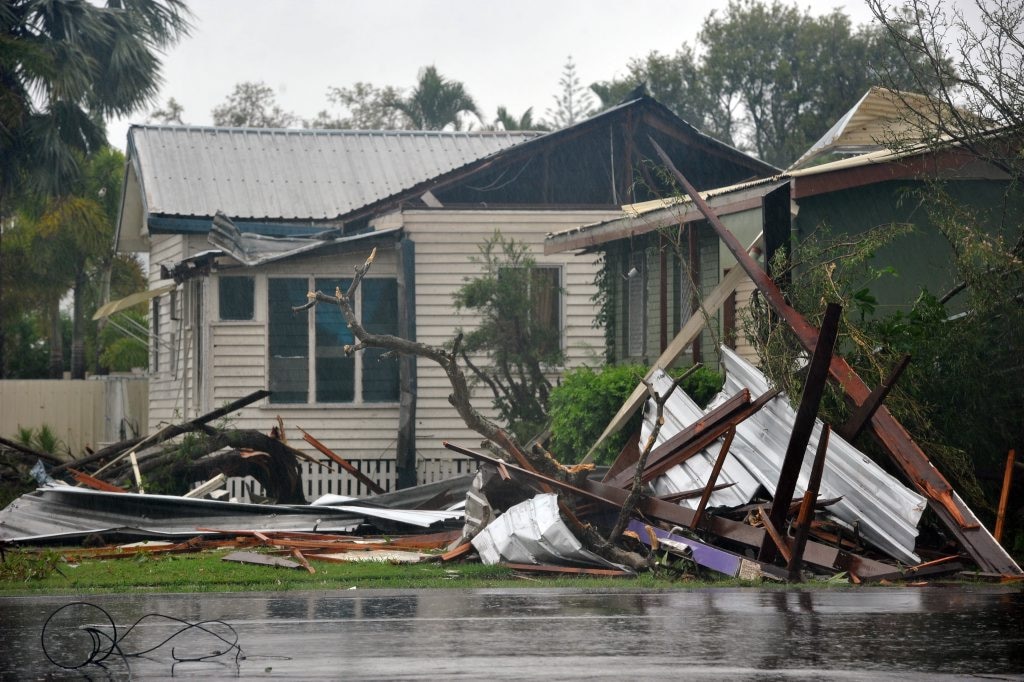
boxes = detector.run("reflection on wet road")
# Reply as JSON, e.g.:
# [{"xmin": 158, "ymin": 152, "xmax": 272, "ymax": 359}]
[{"xmin": 2, "ymin": 587, "xmax": 1021, "ymax": 679}]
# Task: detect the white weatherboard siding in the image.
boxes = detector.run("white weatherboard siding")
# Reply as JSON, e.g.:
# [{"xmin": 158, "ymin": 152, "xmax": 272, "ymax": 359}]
[
  {"xmin": 211, "ymin": 247, "xmax": 402, "ymax": 467},
  {"xmin": 403, "ymin": 210, "xmax": 615, "ymax": 461},
  {"xmin": 145, "ymin": 210, "xmax": 614, "ymax": 482},
  {"xmin": 147, "ymin": 233, "xmax": 188, "ymax": 432}
]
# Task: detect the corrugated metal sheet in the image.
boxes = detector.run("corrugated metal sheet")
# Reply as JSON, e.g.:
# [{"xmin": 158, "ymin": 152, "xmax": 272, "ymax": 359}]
[
  {"xmin": 642, "ymin": 347, "xmax": 926, "ymax": 564},
  {"xmin": 0, "ymin": 487, "xmax": 363, "ymax": 542},
  {"xmin": 789, "ymin": 87, "xmax": 946, "ymax": 170},
  {"xmin": 128, "ymin": 126, "xmax": 542, "ymax": 221}
]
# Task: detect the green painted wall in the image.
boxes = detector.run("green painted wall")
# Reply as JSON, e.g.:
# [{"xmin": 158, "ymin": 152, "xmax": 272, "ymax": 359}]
[{"xmin": 795, "ymin": 179, "xmax": 1023, "ymax": 313}]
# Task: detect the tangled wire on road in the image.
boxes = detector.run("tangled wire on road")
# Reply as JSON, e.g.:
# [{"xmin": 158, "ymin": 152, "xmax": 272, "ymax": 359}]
[{"xmin": 41, "ymin": 601, "xmax": 245, "ymax": 677}]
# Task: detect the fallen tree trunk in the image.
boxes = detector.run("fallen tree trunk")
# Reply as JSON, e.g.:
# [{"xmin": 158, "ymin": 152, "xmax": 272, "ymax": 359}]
[{"xmin": 107, "ymin": 428, "xmax": 306, "ymax": 504}]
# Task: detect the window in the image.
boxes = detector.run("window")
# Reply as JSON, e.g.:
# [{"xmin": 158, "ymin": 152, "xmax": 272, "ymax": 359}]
[
  {"xmin": 529, "ymin": 266, "xmax": 561, "ymax": 357},
  {"xmin": 219, "ymin": 276, "xmax": 255, "ymax": 320},
  {"xmin": 495, "ymin": 264, "xmax": 562, "ymax": 357},
  {"xmin": 268, "ymin": 276, "xmax": 399, "ymax": 404}
]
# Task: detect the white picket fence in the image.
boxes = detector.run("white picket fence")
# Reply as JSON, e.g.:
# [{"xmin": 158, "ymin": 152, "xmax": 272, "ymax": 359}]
[{"xmin": 223, "ymin": 456, "xmax": 478, "ymax": 503}]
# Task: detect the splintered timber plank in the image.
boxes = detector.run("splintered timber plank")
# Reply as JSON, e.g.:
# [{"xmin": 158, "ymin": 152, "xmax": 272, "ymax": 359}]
[
  {"xmin": 649, "ymin": 139, "xmax": 1022, "ymax": 576},
  {"xmin": 442, "ymin": 441, "xmax": 894, "ymax": 578},
  {"xmin": 502, "ymin": 563, "xmax": 633, "ymax": 577},
  {"xmin": 604, "ymin": 389, "xmax": 750, "ymax": 488}
]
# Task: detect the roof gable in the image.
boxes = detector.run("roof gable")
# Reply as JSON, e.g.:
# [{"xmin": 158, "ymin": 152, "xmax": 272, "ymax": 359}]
[{"xmin": 117, "ymin": 97, "xmax": 779, "ymax": 249}]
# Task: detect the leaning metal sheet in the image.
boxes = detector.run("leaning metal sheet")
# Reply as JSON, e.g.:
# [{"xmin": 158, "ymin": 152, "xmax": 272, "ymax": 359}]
[{"xmin": 642, "ymin": 349, "xmax": 926, "ymax": 564}]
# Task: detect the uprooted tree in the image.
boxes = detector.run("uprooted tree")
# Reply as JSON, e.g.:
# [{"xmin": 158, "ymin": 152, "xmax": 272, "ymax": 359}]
[{"xmin": 296, "ymin": 248, "xmax": 666, "ymax": 571}]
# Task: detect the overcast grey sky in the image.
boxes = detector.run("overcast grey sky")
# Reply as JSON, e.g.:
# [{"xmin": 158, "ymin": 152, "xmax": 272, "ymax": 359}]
[{"xmin": 107, "ymin": 0, "xmax": 880, "ymax": 149}]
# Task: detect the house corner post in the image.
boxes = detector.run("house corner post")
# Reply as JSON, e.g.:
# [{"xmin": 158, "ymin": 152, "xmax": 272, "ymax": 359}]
[{"xmin": 396, "ymin": 237, "xmax": 418, "ymax": 489}]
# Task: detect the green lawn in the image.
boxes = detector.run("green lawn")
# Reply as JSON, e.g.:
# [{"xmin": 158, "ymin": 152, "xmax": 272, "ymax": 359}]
[{"xmin": 0, "ymin": 547, "xmax": 721, "ymax": 595}]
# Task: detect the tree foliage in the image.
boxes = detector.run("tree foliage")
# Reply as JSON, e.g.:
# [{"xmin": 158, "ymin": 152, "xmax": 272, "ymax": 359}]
[
  {"xmin": 211, "ymin": 81, "xmax": 295, "ymax": 128},
  {"xmin": 546, "ymin": 56, "xmax": 595, "ymax": 129},
  {"xmin": 548, "ymin": 364, "xmax": 724, "ymax": 465},
  {"xmin": 0, "ymin": 0, "xmax": 191, "ymax": 199},
  {"xmin": 868, "ymin": 0, "xmax": 1023, "ymax": 182},
  {"xmin": 1, "ymin": 0, "xmax": 190, "ymax": 378},
  {"xmin": 385, "ymin": 66, "xmax": 480, "ymax": 131},
  {"xmin": 491, "ymin": 106, "xmax": 547, "ymax": 131},
  {"xmin": 305, "ymin": 82, "xmax": 404, "ymax": 130},
  {"xmin": 591, "ymin": 0, "xmax": 938, "ymax": 167},
  {"xmin": 148, "ymin": 97, "xmax": 186, "ymax": 125},
  {"xmin": 452, "ymin": 231, "xmax": 563, "ymax": 442}
]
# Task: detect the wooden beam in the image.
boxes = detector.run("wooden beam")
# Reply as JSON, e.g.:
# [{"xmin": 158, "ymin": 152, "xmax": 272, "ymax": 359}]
[
  {"xmin": 788, "ymin": 424, "xmax": 831, "ymax": 581},
  {"xmin": 837, "ymin": 354, "xmax": 911, "ymax": 443},
  {"xmin": 299, "ymin": 428, "xmax": 385, "ymax": 495},
  {"xmin": 649, "ymin": 138, "xmax": 1021, "ymax": 576},
  {"xmin": 759, "ymin": 302, "xmax": 841, "ymax": 564},
  {"xmin": 995, "ymin": 449, "xmax": 1016, "ymax": 543},
  {"xmin": 604, "ymin": 386, "xmax": 778, "ymax": 488},
  {"xmin": 758, "ymin": 504, "xmax": 793, "ymax": 564},
  {"xmin": 690, "ymin": 427, "xmax": 736, "ymax": 530},
  {"xmin": 581, "ymin": 255, "xmax": 756, "ymax": 463},
  {"xmin": 443, "ymin": 441, "xmax": 895, "ymax": 577}
]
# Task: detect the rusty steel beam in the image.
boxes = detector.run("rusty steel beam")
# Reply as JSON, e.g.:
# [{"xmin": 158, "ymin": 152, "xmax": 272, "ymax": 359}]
[
  {"xmin": 649, "ymin": 139, "xmax": 1022, "ymax": 575},
  {"xmin": 760, "ymin": 302, "xmax": 841, "ymax": 564}
]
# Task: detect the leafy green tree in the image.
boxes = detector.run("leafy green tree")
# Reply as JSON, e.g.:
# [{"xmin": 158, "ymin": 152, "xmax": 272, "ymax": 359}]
[
  {"xmin": 0, "ymin": 0, "xmax": 191, "ymax": 377},
  {"xmin": 386, "ymin": 66, "xmax": 480, "ymax": 131},
  {"xmin": 212, "ymin": 81, "xmax": 295, "ymax": 128},
  {"xmin": 545, "ymin": 56, "xmax": 594, "ymax": 129},
  {"xmin": 591, "ymin": 48, "xmax": 735, "ymax": 143},
  {"xmin": 305, "ymin": 82, "xmax": 404, "ymax": 129},
  {"xmin": 453, "ymin": 231, "xmax": 563, "ymax": 442},
  {"xmin": 549, "ymin": 364, "xmax": 724, "ymax": 464}
]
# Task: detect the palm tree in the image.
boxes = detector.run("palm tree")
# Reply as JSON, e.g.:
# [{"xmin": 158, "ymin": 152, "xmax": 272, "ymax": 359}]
[
  {"xmin": 0, "ymin": 0, "xmax": 191, "ymax": 377},
  {"xmin": 493, "ymin": 106, "xmax": 548, "ymax": 131},
  {"xmin": 387, "ymin": 66, "xmax": 480, "ymax": 131}
]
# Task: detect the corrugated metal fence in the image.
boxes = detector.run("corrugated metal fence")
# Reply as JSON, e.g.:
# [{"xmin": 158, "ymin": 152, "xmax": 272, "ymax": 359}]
[{"xmin": 0, "ymin": 377, "xmax": 148, "ymax": 455}]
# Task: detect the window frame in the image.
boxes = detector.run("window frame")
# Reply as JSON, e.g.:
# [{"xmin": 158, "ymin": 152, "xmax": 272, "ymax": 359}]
[
  {"xmin": 218, "ymin": 275, "xmax": 256, "ymax": 322},
  {"xmin": 266, "ymin": 274, "xmax": 400, "ymax": 406}
]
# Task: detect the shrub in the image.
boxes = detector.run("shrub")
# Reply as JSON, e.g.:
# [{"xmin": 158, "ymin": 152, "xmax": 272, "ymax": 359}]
[{"xmin": 549, "ymin": 364, "xmax": 723, "ymax": 465}]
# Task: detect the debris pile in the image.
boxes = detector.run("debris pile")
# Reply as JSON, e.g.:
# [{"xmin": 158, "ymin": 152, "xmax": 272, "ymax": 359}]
[{"xmin": 0, "ymin": 338, "xmax": 1019, "ymax": 583}]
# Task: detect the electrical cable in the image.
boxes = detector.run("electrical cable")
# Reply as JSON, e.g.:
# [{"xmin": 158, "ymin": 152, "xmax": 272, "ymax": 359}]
[{"xmin": 41, "ymin": 601, "xmax": 252, "ymax": 678}]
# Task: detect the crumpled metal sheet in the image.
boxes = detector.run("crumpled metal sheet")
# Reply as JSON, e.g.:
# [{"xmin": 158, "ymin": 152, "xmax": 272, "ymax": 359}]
[
  {"xmin": 0, "ymin": 486, "xmax": 363, "ymax": 543},
  {"xmin": 471, "ymin": 494, "xmax": 629, "ymax": 572},
  {"xmin": 642, "ymin": 347, "xmax": 927, "ymax": 564}
]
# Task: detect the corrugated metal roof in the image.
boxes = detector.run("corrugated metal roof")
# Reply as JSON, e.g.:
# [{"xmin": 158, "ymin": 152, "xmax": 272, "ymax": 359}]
[
  {"xmin": 789, "ymin": 87, "xmax": 948, "ymax": 170},
  {"xmin": 128, "ymin": 125, "xmax": 542, "ymax": 221}
]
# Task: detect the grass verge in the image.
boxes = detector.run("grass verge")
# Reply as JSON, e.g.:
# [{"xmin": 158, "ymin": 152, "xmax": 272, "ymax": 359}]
[{"xmin": 0, "ymin": 547, "xmax": 733, "ymax": 595}]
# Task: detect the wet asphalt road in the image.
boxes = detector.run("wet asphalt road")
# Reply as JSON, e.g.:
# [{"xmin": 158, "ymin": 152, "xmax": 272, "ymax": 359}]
[{"xmin": 1, "ymin": 586, "xmax": 1022, "ymax": 680}]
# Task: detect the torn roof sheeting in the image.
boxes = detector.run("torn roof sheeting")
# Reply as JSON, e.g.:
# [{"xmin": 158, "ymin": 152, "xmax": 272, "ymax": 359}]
[
  {"xmin": 208, "ymin": 211, "xmax": 401, "ymax": 267},
  {"xmin": 0, "ymin": 486, "xmax": 363, "ymax": 543},
  {"xmin": 642, "ymin": 348, "xmax": 926, "ymax": 564},
  {"xmin": 471, "ymin": 493, "xmax": 630, "ymax": 572}
]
